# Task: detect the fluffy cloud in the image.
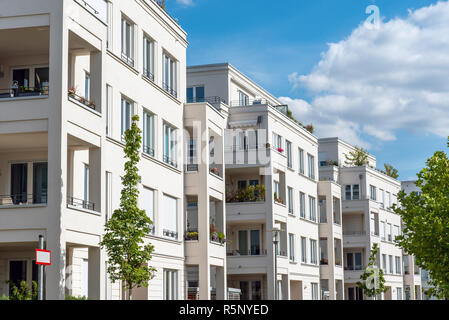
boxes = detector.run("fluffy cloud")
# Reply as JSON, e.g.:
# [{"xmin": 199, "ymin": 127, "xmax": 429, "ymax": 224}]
[
  {"xmin": 176, "ymin": 0, "xmax": 194, "ymax": 6},
  {"xmin": 284, "ymin": 1, "xmax": 449, "ymax": 147}
]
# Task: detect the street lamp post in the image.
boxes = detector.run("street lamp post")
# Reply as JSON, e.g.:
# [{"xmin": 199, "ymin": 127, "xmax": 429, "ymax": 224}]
[{"xmin": 271, "ymin": 226, "xmax": 280, "ymax": 300}]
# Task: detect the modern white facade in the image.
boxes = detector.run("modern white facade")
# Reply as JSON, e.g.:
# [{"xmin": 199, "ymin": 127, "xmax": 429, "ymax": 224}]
[
  {"xmin": 319, "ymin": 138, "xmax": 404, "ymax": 300},
  {"xmin": 187, "ymin": 63, "xmax": 344, "ymax": 300},
  {"xmin": 0, "ymin": 0, "xmax": 188, "ymax": 300}
]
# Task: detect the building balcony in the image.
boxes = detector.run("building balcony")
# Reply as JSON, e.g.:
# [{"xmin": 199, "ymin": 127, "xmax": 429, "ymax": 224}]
[
  {"xmin": 0, "ymin": 86, "xmax": 49, "ymax": 100},
  {"xmin": 67, "ymin": 196, "xmax": 96, "ymax": 212},
  {"xmin": 226, "ymin": 201, "xmax": 267, "ymax": 223},
  {"xmin": 227, "ymin": 249, "xmax": 268, "ymax": 257},
  {"xmin": 0, "ymin": 192, "xmax": 47, "ymax": 208}
]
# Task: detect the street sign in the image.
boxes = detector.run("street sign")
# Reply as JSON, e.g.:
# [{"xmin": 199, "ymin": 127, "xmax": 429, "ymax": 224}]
[{"xmin": 36, "ymin": 249, "xmax": 51, "ymax": 265}]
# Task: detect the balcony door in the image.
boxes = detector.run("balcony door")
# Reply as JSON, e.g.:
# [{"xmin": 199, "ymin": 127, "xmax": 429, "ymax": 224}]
[
  {"xmin": 33, "ymin": 162, "xmax": 48, "ymax": 204},
  {"xmin": 10, "ymin": 163, "xmax": 27, "ymax": 204},
  {"xmin": 12, "ymin": 68, "xmax": 30, "ymax": 88},
  {"xmin": 238, "ymin": 230, "xmax": 261, "ymax": 256}
]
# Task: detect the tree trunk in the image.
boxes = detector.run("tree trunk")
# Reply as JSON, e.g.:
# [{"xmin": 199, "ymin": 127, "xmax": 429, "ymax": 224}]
[{"xmin": 128, "ymin": 282, "xmax": 132, "ymax": 300}]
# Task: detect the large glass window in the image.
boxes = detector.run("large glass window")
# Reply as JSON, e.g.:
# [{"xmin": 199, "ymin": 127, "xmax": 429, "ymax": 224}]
[
  {"xmin": 10, "ymin": 163, "xmax": 27, "ymax": 204},
  {"xmin": 389, "ymin": 255, "xmax": 394, "ymax": 274},
  {"xmin": 311, "ymin": 283, "xmax": 319, "ymax": 300},
  {"xmin": 33, "ymin": 162, "xmax": 48, "ymax": 204},
  {"xmin": 186, "ymin": 86, "xmax": 205, "ymax": 103},
  {"xmin": 143, "ymin": 187, "xmax": 155, "ymax": 234},
  {"xmin": 238, "ymin": 230, "xmax": 248, "ymax": 255},
  {"xmin": 287, "ymin": 187, "xmax": 294, "ymax": 214},
  {"xmin": 309, "ymin": 196, "xmax": 316, "ymax": 222},
  {"xmin": 299, "ymin": 192, "xmax": 306, "ymax": 218},
  {"xmin": 163, "ymin": 195, "xmax": 177, "ymax": 239},
  {"xmin": 289, "ymin": 233, "xmax": 295, "ymax": 261},
  {"xmin": 310, "ymin": 239, "xmax": 317, "ymax": 264},
  {"xmin": 307, "ymin": 154, "xmax": 315, "ymax": 179},
  {"xmin": 395, "ymin": 256, "xmax": 402, "ymax": 274},
  {"xmin": 121, "ymin": 17, "xmax": 134, "ymax": 66},
  {"xmin": 298, "ymin": 148, "xmax": 304, "ymax": 174},
  {"xmin": 301, "ymin": 237, "xmax": 307, "ymax": 263},
  {"xmin": 143, "ymin": 111, "xmax": 154, "ymax": 156},
  {"xmin": 352, "ymin": 185, "xmax": 360, "ymax": 200},
  {"xmin": 163, "ymin": 124, "xmax": 177, "ymax": 168},
  {"xmin": 370, "ymin": 185, "xmax": 377, "ymax": 201},
  {"xmin": 35, "ymin": 67, "xmax": 49, "ymax": 92},
  {"xmin": 163, "ymin": 53, "xmax": 177, "ymax": 98},
  {"xmin": 121, "ymin": 97, "xmax": 132, "ymax": 137},
  {"xmin": 346, "ymin": 252, "xmax": 362, "ymax": 270},
  {"xmin": 164, "ymin": 269, "xmax": 178, "ymax": 300},
  {"xmin": 286, "ymin": 141, "xmax": 292, "ymax": 168},
  {"xmin": 143, "ymin": 36, "xmax": 154, "ymax": 80},
  {"xmin": 239, "ymin": 91, "xmax": 249, "ymax": 106}
]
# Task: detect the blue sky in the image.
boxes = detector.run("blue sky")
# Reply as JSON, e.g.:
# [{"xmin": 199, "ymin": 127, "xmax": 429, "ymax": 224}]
[{"xmin": 168, "ymin": 0, "xmax": 449, "ymax": 180}]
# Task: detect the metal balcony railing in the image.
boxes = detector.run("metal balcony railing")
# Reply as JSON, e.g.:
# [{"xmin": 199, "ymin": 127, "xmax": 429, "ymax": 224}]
[
  {"xmin": 227, "ymin": 249, "xmax": 268, "ymax": 257},
  {"xmin": 186, "ymin": 96, "xmax": 225, "ymax": 104},
  {"xmin": 185, "ymin": 163, "xmax": 198, "ymax": 172},
  {"xmin": 163, "ymin": 155, "xmax": 178, "ymax": 168},
  {"xmin": 163, "ymin": 229, "xmax": 178, "ymax": 239},
  {"xmin": 0, "ymin": 193, "xmax": 48, "ymax": 206},
  {"xmin": 343, "ymin": 231, "xmax": 366, "ymax": 236},
  {"xmin": 67, "ymin": 196, "xmax": 95, "ymax": 211},
  {"xmin": 143, "ymin": 68, "xmax": 155, "ymax": 82},
  {"xmin": 162, "ymin": 82, "xmax": 177, "ymax": 98},
  {"xmin": 0, "ymin": 86, "xmax": 49, "ymax": 99},
  {"xmin": 143, "ymin": 145, "xmax": 155, "ymax": 157},
  {"xmin": 121, "ymin": 53, "xmax": 135, "ymax": 67}
]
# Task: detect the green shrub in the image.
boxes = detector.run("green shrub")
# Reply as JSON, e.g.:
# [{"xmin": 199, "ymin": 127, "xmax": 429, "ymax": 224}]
[
  {"xmin": 8, "ymin": 280, "xmax": 37, "ymax": 300},
  {"xmin": 65, "ymin": 295, "xmax": 88, "ymax": 300},
  {"xmin": 0, "ymin": 294, "xmax": 9, "ymax": 300}
]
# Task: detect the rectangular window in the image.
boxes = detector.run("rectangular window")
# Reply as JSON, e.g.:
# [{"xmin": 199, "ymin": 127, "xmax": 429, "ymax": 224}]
[
  {"xmin": 238, "ymin": 230, "xmax": 248, "ymax": 255},
  {"xmin": 382, "ymin": 254, "xmax": 387, "ymax": 272},
  {"xmin": 309, "ymin": 196, "xmax": 316, "ymax": 222},
  {"xmin": 239, "ymin": 91, "xmax": 249, "ymax": 106},
  {"xmin": 163, "ymin": 195, "xmax": 177, "ymax": 239},
  {"xmin": 186, "ymin": 86, "xmax": 205, "ymax": 103},
  {"xmin": 385, "ymin": 191, "xmax": 391, "ymax": 209},
  {"xmin": 105, "ymin": 171, "xmax": 112, "ymax": 223},
  {"xmin": 33, "ymin": 162, "xmax": 48, "ymax": 204},
  {"xmin": 380, "ymin": 221, "xmax": 386, "ymax": 240},
  {"xmin": 379, "ymin": 189, "xmax": 385, "ymax": 208},
  {"xmin": 299, "ymin": 192, "xmax": 306, "ymax": 218},
  {"xmin": 272, "ymin": 133, "xmax": 282, "ymax": 150},
  {"xmin": 370, "ymin": 185, "xmax": 377, "ymax": 201},
  {"xmin": 84, "ymin": 71, "xmax": 90, "ymax": 100},
  {"xmin": 274, "ymin": 181, "xmax": 280, "ymax": 200},
  {"xmin": 163, "ymin": 123, "xmax": 177, "ymax": 168},
  {"xmin": 163, "ymin": 269, "xmax": 178, "ymax": 300},
  {"xmin": 106, "ymin": 85, "xmax": 112, "ymax": 137},
  {"xmin": 310, "ymin": 239, "xmax": 317, "ymax": 264},
  {"xmin": 301, "ymin": 237, "xmax": 307, "ymax": 263},
  {"xmin": 250, "ymin": 230, "xmax": 260, "ymax": 256},
  {"xmin": 289, "ymin": 233, "xmax": 295, "ymax": 261},
  {"xmin": 307, "ymin": 154, "xmax": 315, "ymax": 179},
  {"xmin": 143, "ymin": 36, "xmax": 154, "ymax": 81},
  {"xmin": 393, "ymin": 225, "xmax": 400, "ymax": 241},
  {"xmin": 143, "ymin": 187, "xmax": 155, "ymax": 234},
  {"xmin": 395, "ymin": 256, "xmax": 401, "ymax": 274},
  {"xmin": 187, "ymin": 139, "xmax": 197, "ymax": 167},
  {"xmin": 352, "ymin": 184, "xmax": 360, "ymax": 200},
  {"xmin": 387, "ymin": 223, "xmax": 392, "ymax": 242},
  {"xmin": 286, "ymin": 141, "xmax": 292, "ymax": 168},
  {"xmin": 143, "ymin": 111, "xmax": 155, "ymax": 157},
  {"xmin": 163, "ymin": 53, "xmax": 177, "ymax": 98},
  {"xmin": 397, "ymin": 287, "xmax": 402, "ymax": 300},
  {"xmin": 288, "ymin": 187, "xmax": 294, "ymax": 214},
  {"xmin": 389, "ymin": 255, "xmax": 393, "ymax": 274},
  {"xmin": 121, "ymin": 16, "xmax": 134, "ymax": 66},
  {"xmin": 345, "ymin": 185, "xmax": 352, "ymax": 200},
  {"xmin": 121, "ymin": 97, "xmax": 132, "ymax": 137},
  {"xmin": 106, "ymin": 1, "xmax": 113, "ymax": 49},
  {"xmin": 311, "ymin": 283, "xmax": 319, "ymax": 300},
  {"xmin": 83, "ymin": 164, "xmax": 89, "ymax": 205},
  {"xmin": 298, "ymin": 148, "xmax": 304, "ymax": 174}
]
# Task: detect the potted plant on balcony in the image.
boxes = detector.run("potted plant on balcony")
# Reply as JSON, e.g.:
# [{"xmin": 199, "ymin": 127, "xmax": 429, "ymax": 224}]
[
  {"xmin": 68, "ymin": 86, "xmax": 76, "ymax": 98},
  {"xmin": 265, "ymin": 142, "xmax": 271, "ymax": 149},
  {"xmin": 210, "ymin": 167, "xmax": 219, "ymax": 175},
  {"xmin": 88, "ymin": 100, "xmax": 96, "ymax": 109},
  {"xmin": 185, "ymin": 231, "xmax": 199, "ymax": 241},
  {"xmin": 277, "ymin": 147, "xmax": 284, "ymax": 153},
  {"xmin": 217, "ymin": 232, "xmax": 227, "ymax": 245}
]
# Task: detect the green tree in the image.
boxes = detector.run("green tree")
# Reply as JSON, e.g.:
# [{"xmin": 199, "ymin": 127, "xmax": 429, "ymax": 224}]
[
  {"xmin": 394, "ymin": 137, "xmax": 449, "ymax": 299},
  {"xmin": 345, "ymin": 146, "xmax": 369, "ymax": 166},
  {"xmin": 100, "ymin": 114, "xmax": 156, "ymax": 300},
  {"xmin": 383, "ymin": 163, "xmax": 399, "ymax": 179},
  {"xmin": 357, "ymin": 243, "xmax": 387, "ymax": 299}
]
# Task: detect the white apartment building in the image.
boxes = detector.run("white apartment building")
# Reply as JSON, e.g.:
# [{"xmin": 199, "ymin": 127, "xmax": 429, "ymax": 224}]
[
  {"xmin": 319, "ymin": 138, "xmax": 404, "ymax": 300},
  {"xmin": 0, "ymin": 0, "xmax": 188, "ymax": 300},
  {"xmin": 187, "ymin": 63, "xmax": 344, "ymax": 300}
]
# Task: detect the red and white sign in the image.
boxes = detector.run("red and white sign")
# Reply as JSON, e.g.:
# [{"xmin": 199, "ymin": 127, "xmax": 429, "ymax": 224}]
[{"xmin": 36, "ymin": 249, "xmax": 51, "ymax": 265}]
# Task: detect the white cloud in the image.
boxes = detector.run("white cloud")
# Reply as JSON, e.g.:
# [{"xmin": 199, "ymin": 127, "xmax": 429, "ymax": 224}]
[
  {"xmin": 176, "ymin": 0, "xmax": 194, "ymax": 6},
  {"xmin": 285, "ymin": 1, "xmax": 449, "ymax": 147}
]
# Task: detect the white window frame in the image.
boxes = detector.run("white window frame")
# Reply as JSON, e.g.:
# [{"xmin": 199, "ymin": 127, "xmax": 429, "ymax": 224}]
[
  {"xmin": 299, "ymin": 192, "xmax": 306, "ymax": 218},
  {"xmin": 288, "ymin": 233, "xmax": 295, "ymax": 262},
  {"xmin": 163, "ymin": 52, "xmax": 177, "ymax": 98},
  {"xmin": 287, "ymin": 187, "xmax": 294, "ymax": 214},
  {"xmin": 143, "ymin": 35, "xmax": 155, "ymax": 81},
  {"xmin": 286, "ymin": 140, "xmax": 292, "ymax": 168},
  {"xmin": 301, "ymin": 237, "xmax": 307, "ymax": 263},
  {"xmin": 298, "ymin": 148, "xmax": 304, "ymax": 174},
  {"xmin": 121, "ymin": 16, "xmax": 135, "ymax": 66},
  {"xmin": 163, "ymin": 269, "xmax": 178, "ymax": 300},
  {"xmin": 120, "ymin": 96, "xmax": 133, "ymax": 138},
  {"xmin": 143, "ymin": 110, "xmax": 155, "ymax": 157},
  {"xmin": 309, "ymin": 196, "xmax": 316, "ymax": 222},
  {"xmin": 307, "ymin": 153, "xmax": 315, "ymax": 180},
  {"xmin": 163, "ymin": 123, "xmax": 177, "ymax": 168},
  {"xmin": 310, "ymin": 239, "xmax": 317, "ymax": 265}
]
